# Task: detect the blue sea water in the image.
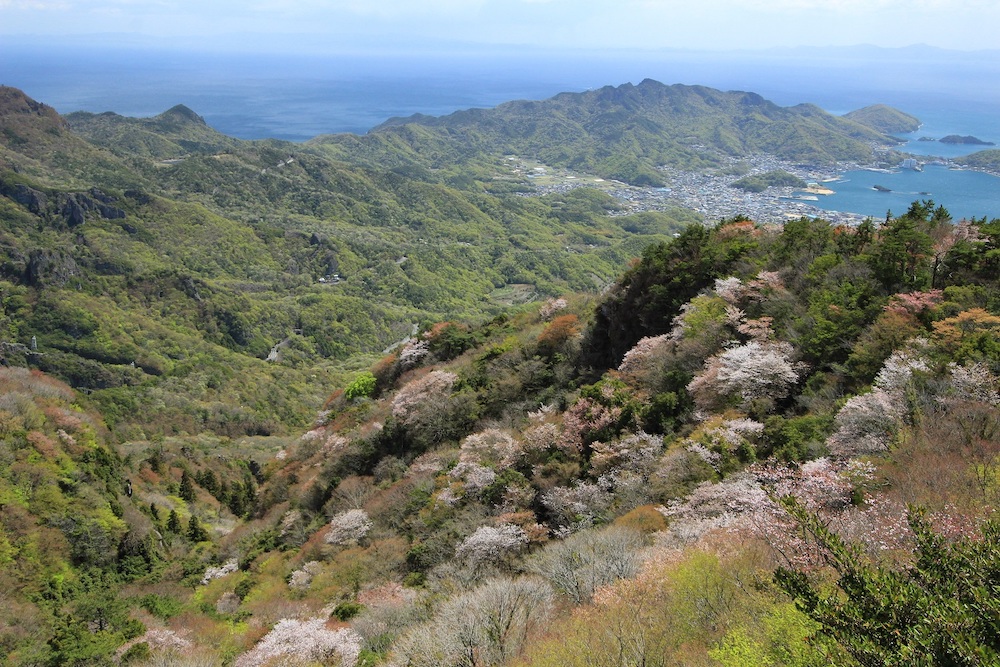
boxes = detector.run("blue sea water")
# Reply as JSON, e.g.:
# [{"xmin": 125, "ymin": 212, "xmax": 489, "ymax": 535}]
[
  {"xmin": 2, "ymin": 43, "xmax": 999, "ymax": 219},
  {"xmin": 806, "ymin": 166, "xmax": 1000, "ymax": 222}
]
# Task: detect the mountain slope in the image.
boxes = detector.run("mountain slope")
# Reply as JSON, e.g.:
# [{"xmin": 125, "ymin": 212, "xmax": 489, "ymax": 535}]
[
  {"xmin": 65, "ymin": 104, "xmax": 242, "ymax": 158},
  {"xmin": 0, "ymin": 87, "xmax": 697, "ymax": 438},
  {"xmin": 843, "ymin": 103, "xmax": 922, "ymax": 134},
  {"xmin": 313, "ymin": 79, "xmax": 905, "ymax": 185}
]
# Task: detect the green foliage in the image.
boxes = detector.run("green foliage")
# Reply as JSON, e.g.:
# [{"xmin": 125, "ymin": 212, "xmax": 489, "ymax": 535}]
[
  {"xmin": 334, "ymin": 80, "xmax": 898, "ymax": 186},
  {"xmin": 843, "ymin": 104, "xmax": 921, "ymax": 134},
  {"xmin": 776, "ymin": 500, "xmax": 1000, "ymax": 666},
  {"xmin": 179, "ymin": 469, "xmax": 196, "ymax": 503},
  {"xmin": 585, "ymin": 222, "xmax": 753, "ymax": 368},
  {"xmin": 344, "ymin": 371, "xmax": 378, "ymax": 401},
  {"xmin": 331, "ymin": 601, "xmax": 364, "ymax": 621},
  {"xmin": 138, "ymin": 593, "xmax": 183, "ymax": 620},
  {"xmin": 760, "ymin": 414, "xmax": 834, "ymax": 461},
  {"xmin": 710, "ymin": 603, "xmax": 831, "ymax": 667},
  {"xmin": 166, "ymin": 509, "xmax": 182, "ymax": 533}
]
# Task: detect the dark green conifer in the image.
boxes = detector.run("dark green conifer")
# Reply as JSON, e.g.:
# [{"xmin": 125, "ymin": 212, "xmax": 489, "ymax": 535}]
[
  {"xmin": 187, "ymin": 515, "xmax": 208, "ymax": 542},
  {"xmin": 179, "ymin": 470, "xmax": 196, "ymax": 503},
  {"xmin": 166, "ymin": 509, "xmax": 182, "ymax": 533}
]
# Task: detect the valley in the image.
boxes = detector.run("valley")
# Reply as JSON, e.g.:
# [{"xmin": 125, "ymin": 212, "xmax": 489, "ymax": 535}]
[{"xmin": 1, "ymin": 79, "xmax": 1000, "ymax": 667}]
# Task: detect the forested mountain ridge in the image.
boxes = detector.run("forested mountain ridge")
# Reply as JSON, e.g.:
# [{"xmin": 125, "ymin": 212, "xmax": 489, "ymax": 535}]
[
  {"xmin": 1, "ymin": 84, "xmax": 696, "ymax": 437},
  {"xmin": 1, "ymin": 79, "xmax": 915, "ymax": 440},
  {"xmin": 843, "ymin": 103, "xmax": 922, "ymax": 135},
  {"xmin": 313, "ymin": 79, "xmax": 905, "ymax": 186},
  {"xmin": 5, "ymin": 80, "xmax": 999, "ymax": 667},
  {"xmin": 65, "ymin": 104, "xmax": 242, "ymax": 159},
  {"xmin": 3, "ymin": 196, "xmax": 1000, "ymax": 665}
]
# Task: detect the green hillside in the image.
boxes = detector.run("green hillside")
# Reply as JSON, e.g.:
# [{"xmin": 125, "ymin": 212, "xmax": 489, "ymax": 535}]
[
  {"xmin": 4, "ymin": 199, "xmax": 1000, "ymax": 666},
  {"xmin": 312, "ymin": 80, "xmax": 905, "ymax": 186},
  {"xmin": 6, "ymin": 80, "xmax": 1000, "ymax": 667},
  {"xmin": 1, "ymin": 85, "xmax": 697, "ymax": 439},
  {"xmin": 65, "ymin": 105, "xmax": 241, "ymax": 158},
  {"xmin": 843, "ymin": 103, "xmax": 922, "ymax": 134},
  {"xmin": 958, "ymin": 148, "xmax": 1000, "ymax": 170}
]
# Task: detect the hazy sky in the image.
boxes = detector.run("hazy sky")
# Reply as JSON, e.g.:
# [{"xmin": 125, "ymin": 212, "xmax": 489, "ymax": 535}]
[{"xmin": 1, "ymin": 0, "xmax": 998, "ymax": 52}]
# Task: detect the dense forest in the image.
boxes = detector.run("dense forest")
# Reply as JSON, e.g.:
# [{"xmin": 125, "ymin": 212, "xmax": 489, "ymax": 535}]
[{"xmin": 2, "ymin": 83, "xmax": 1000, "ymax": 666}]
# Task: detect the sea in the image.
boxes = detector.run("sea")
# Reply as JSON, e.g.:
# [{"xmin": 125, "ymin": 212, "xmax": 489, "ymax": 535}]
[{"xmin": 2, "ymin": 43, "xmax": 999, "ymax": 220}]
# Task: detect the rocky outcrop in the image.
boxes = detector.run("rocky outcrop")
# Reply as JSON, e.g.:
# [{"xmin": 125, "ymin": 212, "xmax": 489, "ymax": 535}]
[
  {"xmin": 25, "ymin": 249, "xmax": 79, "ymax": 287},
  {"xmin": 10, "ymin": 184, "xmax": 47, "ymax": 213},
  {"xmin": 60, "ymin": 190, "xmax": 127, "ymax": 226}
]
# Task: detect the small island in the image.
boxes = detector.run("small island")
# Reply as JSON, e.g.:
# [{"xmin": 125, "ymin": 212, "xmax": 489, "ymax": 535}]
[{"xmin": 940, "ymin": 134, "xmax": 995, "ymax": 146}]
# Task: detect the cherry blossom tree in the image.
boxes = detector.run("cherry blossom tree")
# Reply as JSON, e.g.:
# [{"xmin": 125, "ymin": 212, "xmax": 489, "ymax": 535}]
[
  {"xmin": 688, "ymin": 341, "xmax": 799, "ymax": 412},
  {"xmin": 454, "ymin": 524, "xmax": 528, "ymax": 571},
  {"xmin": 326, "ymin": 509, "xmax": 372, "ymax": 546},
  {"xmin": 234, "ymin": 618, "xmax": 362, "ymax": 667},
  {"xmin": 392, "ymin": 371, "xmax": 458, "ymax": 424}
]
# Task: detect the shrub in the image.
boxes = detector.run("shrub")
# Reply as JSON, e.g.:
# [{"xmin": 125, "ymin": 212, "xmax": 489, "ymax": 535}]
[{"xmin": 345, "ymin": 372, "xmax": 377, "ymax": 401}]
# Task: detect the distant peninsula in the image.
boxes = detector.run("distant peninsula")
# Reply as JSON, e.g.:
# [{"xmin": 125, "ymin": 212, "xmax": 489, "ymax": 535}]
[
  {"xmin": 940, "ymin": 134, "xmax": 995, "ymax": 146},
  {"xmin": 843, "ymin": 104, "xmax": 921, "ymax": 135}
]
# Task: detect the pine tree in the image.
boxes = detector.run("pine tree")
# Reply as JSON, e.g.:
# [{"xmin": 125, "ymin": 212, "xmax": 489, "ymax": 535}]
[
  {"xmin": 179, "ymin": 470, "xmax": 196, "ymax": 503},
  {"xmin": 187, "ymin": 515, "xmax": 208, "ymax": 542},
  {"xmin": 166, "ymin": 509, "xmax": 182, "ymax": 533}
]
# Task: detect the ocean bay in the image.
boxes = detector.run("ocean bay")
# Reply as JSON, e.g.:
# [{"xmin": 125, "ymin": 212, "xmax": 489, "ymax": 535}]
[{"xmin": 803, "ymin": 165, "xmax": 1000, "ymax": 222}]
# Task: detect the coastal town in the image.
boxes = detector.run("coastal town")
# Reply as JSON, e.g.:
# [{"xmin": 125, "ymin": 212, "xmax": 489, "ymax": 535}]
[{"xmin": 512, "ymin": 145, "xmax": 994, "ymax": 227}]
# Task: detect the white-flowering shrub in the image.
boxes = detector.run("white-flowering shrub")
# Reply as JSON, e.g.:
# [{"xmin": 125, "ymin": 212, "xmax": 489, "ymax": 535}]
[
  {"xmin": 391, "ymin": 371, "xmax": 457, "ymax": 423},
  {"xmin": 326, "ymin": 509, "xmax": 372, "ymax": 546},
  {"xmin": 873, "ymin": 345, "xmax": 929, "ymax": 395},
  {"xmin": 398, "ymin": 339, "xmax": 430, "ymax": 370},
  {"xmin": 522, "ymin": 422, "xmax": 560, "ymax": 453},
  {"xmin": 617, "ymin": 334, "xmax": 671, "ymax": 378},
  {"xmin": 234, "ymin": 618, "xmax": 362, "ymax": 667},
  {"xmin": 589, "ymin": 431, "xmax": 663, "ymax": 476},
  {"xmin": 201, "ymin": 559, "xmax": 239, "ymax": 585},
  {"xmin": 716, "ymin": 341, "xmax": 799, "ymax": 401},
  {"xmin": 539, "ymin": 297, "xmax": 568, "ymax": 320},
  {"xmin": 714, "ymin": 276, "xmax": 746, "ymax": 304},
  {"xmin": 448, "ymin": 461, "xmax": 497, "ymax": 496},
  {"xmin": 828, "ymin": 343, "xmax": 929, "ymax": 457},
  {"xmin": 686, "ymin": 442, "xmax": 723, "ymax": 471},
  {"xmin": 688, "ymin": 341, "xmax": 799, "ymax": 411},
  {"xmin": 455, "ymin": 524, "xmax": 528, "ymax": 569},
  {"xmin": 460, "ymin": 428, "xmax": 523, "ymax": 467},
  {"xmin": 288, "ymin": 561, "xmax": 323, "ymax": 590},
  {"xmin": 946, "ymin": 362, "xmax": 1000, "ymax": 406},
  {"xmin": 541, "ymin": 482, "xmax": 613, "ymax": 531},
  {"xmin": 827, "ymin": 389, "xmax": 904, "ymax": 456}
]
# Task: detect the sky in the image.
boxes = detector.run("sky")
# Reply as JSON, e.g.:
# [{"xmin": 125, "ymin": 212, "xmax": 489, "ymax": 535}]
[{"xmin": 1, "ymin": 0, "xmax": 998, "ymax": 53}]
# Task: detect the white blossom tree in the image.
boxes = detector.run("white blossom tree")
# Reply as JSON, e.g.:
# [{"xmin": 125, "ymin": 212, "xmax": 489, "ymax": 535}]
[
  {"xmin": 454, "ymin": 524, "xmax": 528, "ymax": 571},
  {"xmin": 828, "ymin": 342, "xmax": 930, "ymax": 456},
  {"xmin": 326, "ymin": 509, "xmax": 373, "ymax": 546},
  {"xmin": 234, "ymin": 618, "xmax": 362, "ymax": 667},
  {"xmin": 688, "ymin": 341, "xmax": 799, "ymax": 412}
]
